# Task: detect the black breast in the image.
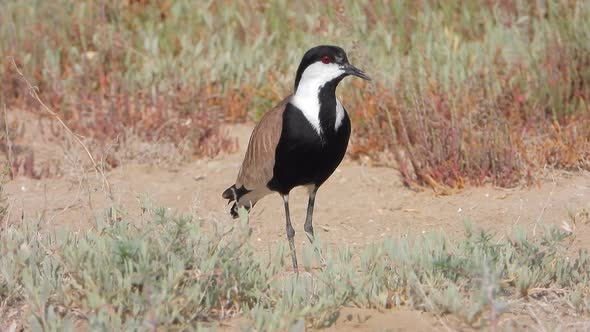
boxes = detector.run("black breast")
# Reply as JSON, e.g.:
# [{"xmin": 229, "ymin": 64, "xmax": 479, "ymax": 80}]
[{"xmin": 267, "ymin": 102, "xmax": 351, "ymax": 194}]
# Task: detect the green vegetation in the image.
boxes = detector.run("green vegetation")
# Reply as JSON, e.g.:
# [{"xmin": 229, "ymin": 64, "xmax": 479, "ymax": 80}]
[
  {"xmin": 1, "ymin": 0, "xmax": 589, "ymax": 186},
  {"xmin": 0, "ymin": 208, "xmax": 589, "ymax": 330},
  {"xmin": 1, "ymin": 2, "xmax": 589, "ymax": 330}
]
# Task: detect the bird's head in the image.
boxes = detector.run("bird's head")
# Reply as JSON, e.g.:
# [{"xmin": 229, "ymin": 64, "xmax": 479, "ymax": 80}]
[{"xmin": 294, "ymin": 45, "xmax": 371, "ymax": 93}]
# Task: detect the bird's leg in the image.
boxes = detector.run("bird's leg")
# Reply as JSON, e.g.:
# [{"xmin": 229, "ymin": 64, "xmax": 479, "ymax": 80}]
[
  {"xmin": 282, "ymin": 194, "xmax": 298, "ymax": 272},
  {"xmin": 304, "ymin": 185, "xmax": 326, "ymax": 265},
  {"xmin": 304, "ymin": 186, "xmax": 318, "ymax": 241}
]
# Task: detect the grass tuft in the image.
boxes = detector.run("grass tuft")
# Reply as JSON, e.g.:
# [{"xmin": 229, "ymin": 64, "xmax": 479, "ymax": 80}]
[
  {"xmin": 1, "ymin": 209, "xmax": 589, "ymax": 330},
  {"xmin": 1, "ymin": 0, "xmax": 589, "ymax": 184}
]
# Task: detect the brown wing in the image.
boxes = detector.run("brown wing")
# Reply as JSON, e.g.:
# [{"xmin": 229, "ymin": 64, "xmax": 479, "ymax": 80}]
[{"xmin": 235, "ymin": 95, "xmax": 291, "ymax": 190}]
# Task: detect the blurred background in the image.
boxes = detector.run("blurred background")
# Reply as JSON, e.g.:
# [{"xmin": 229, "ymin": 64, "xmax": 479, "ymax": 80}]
[
  {"xmin": 1, "ymin": 0, "xmax": 589, "ymax": 188},
  {"xmin": 1, "ymin": 2, "xmax": 590, "ymax": 330}
]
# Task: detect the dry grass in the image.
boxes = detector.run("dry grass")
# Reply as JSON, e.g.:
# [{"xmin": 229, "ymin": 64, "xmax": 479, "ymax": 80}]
[{"xmin": 1, "ymin": 0, "xmax": 589, "ymax": 188}]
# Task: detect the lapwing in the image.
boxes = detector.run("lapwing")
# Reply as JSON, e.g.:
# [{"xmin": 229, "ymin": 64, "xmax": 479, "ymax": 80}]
[{"xmin": 222, "ymin": 45, "xmax": 370, "ymax": 271}]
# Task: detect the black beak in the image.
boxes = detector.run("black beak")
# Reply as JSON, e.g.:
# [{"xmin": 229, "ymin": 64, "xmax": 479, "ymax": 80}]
[{"xmin": 342, "ymin": 63, "xmax": 371, "ymax": 81}]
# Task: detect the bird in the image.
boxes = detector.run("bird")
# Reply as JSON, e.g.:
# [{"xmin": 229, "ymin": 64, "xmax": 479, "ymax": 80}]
[{"xmin": 222, "ymin": 45, "xmax": 370, "ymax": 271}]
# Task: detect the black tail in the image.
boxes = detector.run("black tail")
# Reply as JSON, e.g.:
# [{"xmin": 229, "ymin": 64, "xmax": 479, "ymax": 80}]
[
  {"xmin": 222, "ymin": 185, "xmax": 238, "ymax": 200},
  {"xmin": 222, "ymin": 185, "xmax": 253, "ymax": 219}
]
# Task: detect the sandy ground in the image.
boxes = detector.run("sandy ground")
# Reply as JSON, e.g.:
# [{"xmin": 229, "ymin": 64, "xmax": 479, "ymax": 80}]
[{"xmin": 4, "ymin": 123, "xmax": 590, "ymax": 331}]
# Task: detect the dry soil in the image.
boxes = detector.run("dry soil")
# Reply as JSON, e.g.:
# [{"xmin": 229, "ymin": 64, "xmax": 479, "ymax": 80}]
[{"xmin": 4, "ymin": 123, "xmax": 590, "ymax": 331}]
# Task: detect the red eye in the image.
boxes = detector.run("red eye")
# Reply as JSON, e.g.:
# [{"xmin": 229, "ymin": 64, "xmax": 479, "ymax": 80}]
[{"xmin": 321, "ymin": 55, "xmax": 331, "ymax": 64}]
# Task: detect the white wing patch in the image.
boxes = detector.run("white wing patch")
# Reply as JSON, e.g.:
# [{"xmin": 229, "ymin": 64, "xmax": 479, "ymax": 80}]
[
  {"xmin": 238, "ymin": 186, "xmax": 272, "ymax": 208},
  {"xmin": 291, "ymin": 62, "xmax": 344, "ymax": 135}
]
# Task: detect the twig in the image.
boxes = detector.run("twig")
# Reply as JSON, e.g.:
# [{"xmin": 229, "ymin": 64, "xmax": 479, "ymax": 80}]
[
  {"xmin": 2, "ymin": 200, "xmax": 12, "ymax": 231},
  {"xmin": 412, "ymin": 275, "xmax": 454, "ymax": 332},
  {"xmin": 532, "ymin": 174, "xmax": 556, "ymax": 236},
  {"xmin": 527, "ymin": 287, "xmax": 567, "ymax": 296},
  {"xmin": 525, "ymin": 304, "xmax": 548, "ymax": 332},
  {"xmin": 42, "ymin": 182, "xmax": 47, "ymax": 222},
  {"xmin": 46, "ymin": 177, "xmax": 85, "ymax": 225},
  {"xmin": 9, "ymin": 57, "xmax": 114, "ymax": 201},
  {"xmin": 2, "ymin": 103, "xmax": 14, "ymax": 179}
]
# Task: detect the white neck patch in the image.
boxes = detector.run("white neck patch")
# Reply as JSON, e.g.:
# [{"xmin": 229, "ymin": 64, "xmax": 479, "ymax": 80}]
[
  {"xmin": 335, "ymin": 98, "xmax": 345, "ymax": 130},
  {"xmin": 291, "ymin": 62, "xmax": 345, "ymax": 135}
]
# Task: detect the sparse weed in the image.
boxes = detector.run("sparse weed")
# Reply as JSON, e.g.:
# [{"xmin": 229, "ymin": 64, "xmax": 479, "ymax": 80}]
[
  {"xmin": 1, "ymin": 209, "xmax": 589, "ymax": 330},
  {"xmin": 1, "ymin": 0, "xmax": 588, "ymax": 185}
]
